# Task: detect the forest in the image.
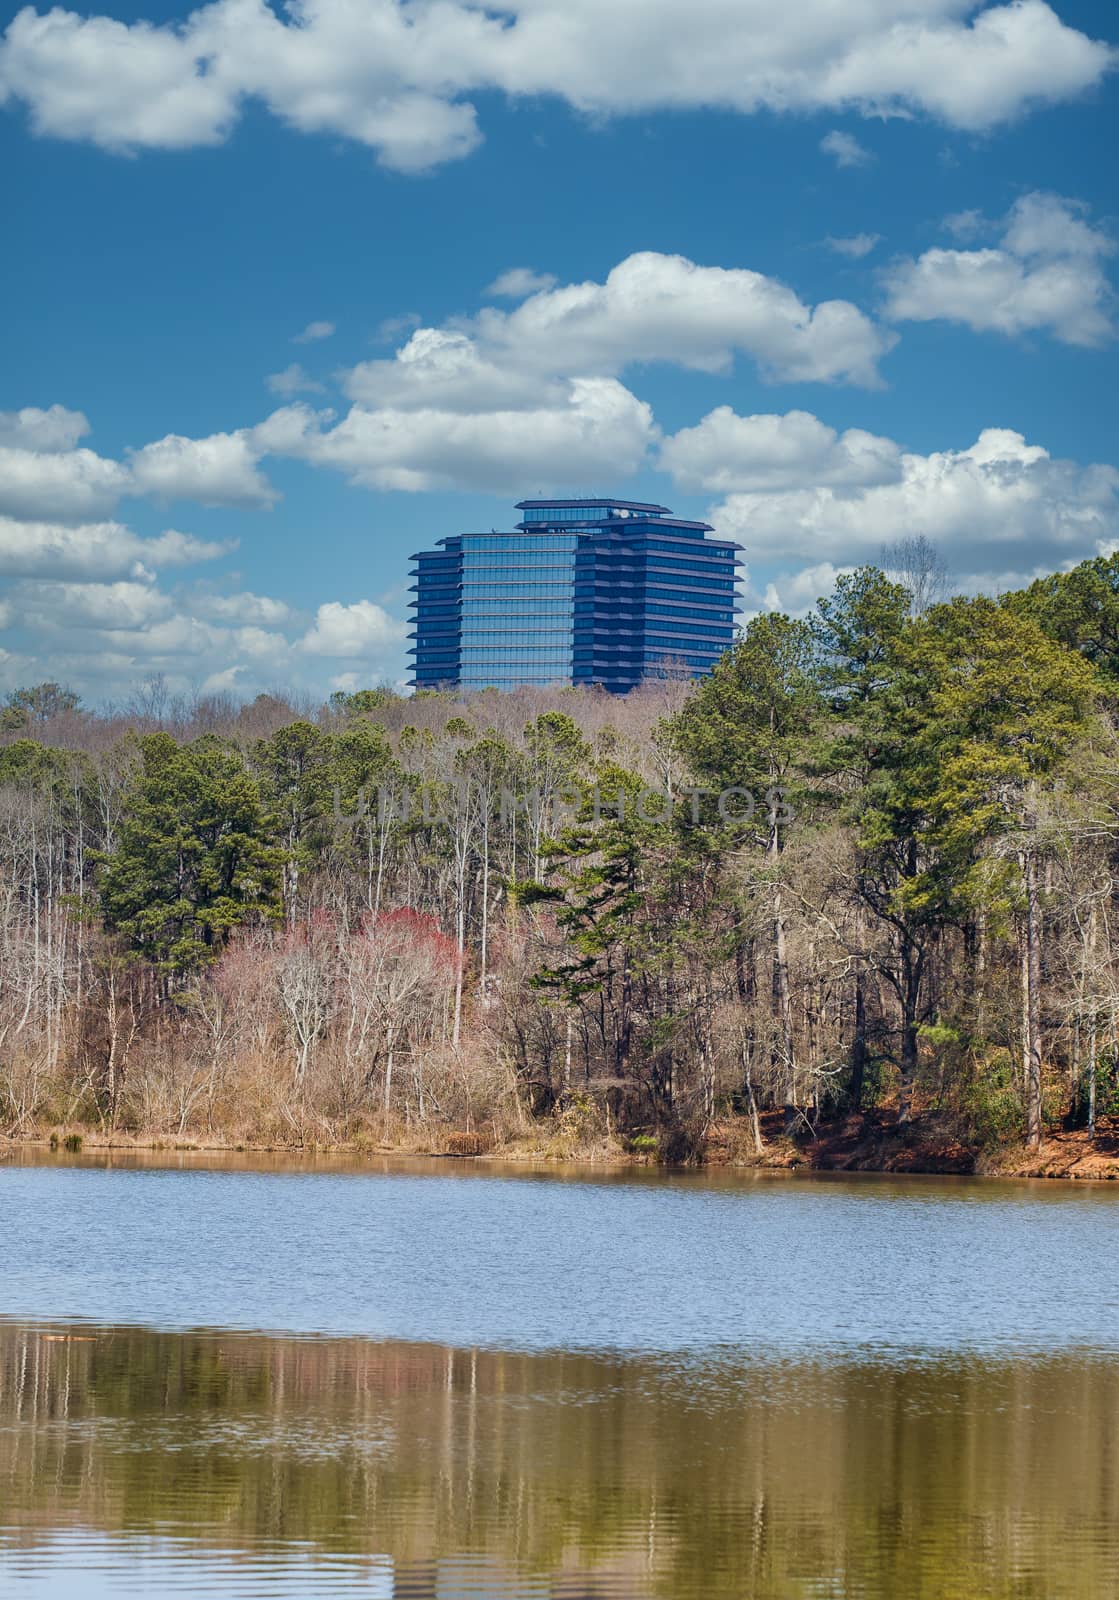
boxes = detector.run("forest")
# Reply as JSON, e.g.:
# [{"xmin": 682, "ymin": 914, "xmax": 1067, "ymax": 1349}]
[{"xmin": 4, "ymin": 544, "xmax": 1119, "ymax": 1170}]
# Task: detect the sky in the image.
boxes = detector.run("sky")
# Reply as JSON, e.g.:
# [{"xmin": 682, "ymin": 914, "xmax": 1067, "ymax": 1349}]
[{"xmin": 1, "ymin": 0, "xmax": 1117, "ymax": 705}]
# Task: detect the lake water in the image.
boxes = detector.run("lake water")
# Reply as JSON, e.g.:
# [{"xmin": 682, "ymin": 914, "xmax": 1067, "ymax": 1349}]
[{"xmin": 2, "ymin": 1152, "xmax": 1118, "ymax": 1597}]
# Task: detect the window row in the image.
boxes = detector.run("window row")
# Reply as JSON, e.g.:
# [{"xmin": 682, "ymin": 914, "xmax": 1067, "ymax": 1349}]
[
  {"xmin": 460, "ymin": 582, "xmax": 575, "ymax": 596},
  {"xmin": 463, "ymin": 535, "xmax": 579, "ymax": 550},
  {"xmin": 461, "ymin": 630, "xmax": 574, "ymax": 643},
  {"xmin": 519, "ymin": 506, "xmax": 612, "ymax": 523}
]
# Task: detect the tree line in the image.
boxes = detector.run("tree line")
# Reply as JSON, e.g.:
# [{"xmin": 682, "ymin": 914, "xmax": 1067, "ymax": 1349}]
[{"xmin": 4, "ymin": 547, "xmax": 1119, "ymax": 1158}]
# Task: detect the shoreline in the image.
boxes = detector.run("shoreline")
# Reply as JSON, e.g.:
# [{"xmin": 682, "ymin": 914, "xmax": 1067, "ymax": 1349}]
[{"xmin": 4, "ymin": 1111, "xmax": 1118, "ymax": 1185}]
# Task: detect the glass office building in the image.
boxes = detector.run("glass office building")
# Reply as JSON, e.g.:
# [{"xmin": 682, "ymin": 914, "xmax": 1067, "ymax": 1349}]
[{"xmin": 409, "ymin": 499, "xmax": 740, "ymax": 694}]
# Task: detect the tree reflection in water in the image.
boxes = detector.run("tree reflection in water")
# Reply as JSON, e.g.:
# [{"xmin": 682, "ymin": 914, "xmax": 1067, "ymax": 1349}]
[{"xmin": 2, "ymin": 1322, "xmax": 1118, "ymax": 1597}]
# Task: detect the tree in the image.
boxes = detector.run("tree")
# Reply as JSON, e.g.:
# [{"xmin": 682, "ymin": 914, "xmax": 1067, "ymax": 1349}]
[
  {"xmin": 669, "ymin": 613, "xmax": 819, "ymax": 1127},
  {"xmin": 515, "ymin": 760, "xmax": 727, "ymax": 1143},
  {"xmin": 909, "ymin": 597, "xmax": 1101, "ymax": 1147},
  {"xmin": 253, "ymin": 721, "xmax": 333, "ymax": 924},
  {"xmin": 1007, "ymin": 552, "xmax": 1119, "ymax": 685},
  {"xmin": 2, "ymin": 683, "xmax": 81, "ymax": 731},
  {"xmin": 881, "ymin": 535, "xmax": 950, "ymax": 616},
  {"xmin": 522, "ymin": 713, "xmax": 592, "ymax": 883},
  {"xmin": 329, "ymin": 687, "xmax": 396, "ymax": 718},
  {"xmin": 811, "ymin": 568, "xmax": 939, "ymax": 1123},
  {"xmin": 100, "ymin": 734, "xmax": 282, "ymax": 973},
  {"xmin": 330, "ymin": 717, "xmax": 407, "ymax": 919}
]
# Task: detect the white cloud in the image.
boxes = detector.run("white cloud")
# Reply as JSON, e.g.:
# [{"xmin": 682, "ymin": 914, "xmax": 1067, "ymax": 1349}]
[
  {"xmin": 233, "ymin": 624, "xmax": 291, "ymax": 659},
  {"xmin": 0, "ymin": 6, "xmax": 235, "ymax": 149},
  {"xmin": 262, "ymin": 376, "xmax": 657, "ymax": 494},
  {"xmin": 0, "ymin": 403, "xmax": 90, "ymax": 451},
  {"xmin": 884, "ymin": 192, "xmax": 1116, "ymax": 346},
  {"xmin": 346, "ymin": 327, "xmax": 554, "ymax": 412},
  {"xmin": 95, "ymin": 613, "xmax": 238, "ymax": 659},
  {"xmin": 144, "ymin": 528, "xmax": 238, "ymax": 566},
  {"xmin": 375, "ymin": 312, "xmax": 422, "ymax": 344},
  {"xmin": 470, "ymin": 252, "xmax": 893, "ymax": 387},
  {"xmin": 484, "ymin": 267, "xmax": 558, "ymax": 299},
  {"xmin": 190, "ymin": 590, "xmax": 293, "ymax": 624},
  {"xmin": 293, "ymin": 320, "xmax": 335, "ymax": 343},
  {"xmin": 17, "ymin": 578, "xmax": 172, "ymax": 629},
  {"xmin": 712, "ymin": 426, "xmax": 1119, "ymax": 578},
  {"xmin": 0, "ymin": 403, "xmax": 292, "ymax": 521},
  {"xmin": 660, "ymin": 407, "xmax": 902, "ymax": 493},
  {"xmin": 2, "ymin": 1, "xmax": 1111, "ymax": 172},
  {"xmin": 827, "ymin": 233, "xmax": 881, "ymax": 259},
  {"xmin": 821, "ymin": 129, "xmax": 872, "ymax": 168},
  {"xmin": 0, "ymin": 601, "xmax": 313, "ymax": 699},
  {"xmin": 348, "ymin": 253, "xmax": 893, "ymax": 404},
  {"xmin": 945, "ymin": 208, "xmax": 987, "ymax": 241},
  {"xmin": 0, "ymin": 442, "xmax": 130, "ymax": 520},
  {"xmin": 9, "ymin": 585, "xmax": 303, "ymax": 702},
  {"xmin": 0, "ymin": 515, "xmax": 231, "ymax": 580},
  {"xmin": 301, "ymin": 599, "xmax": 407, "ymax": 658},
  {"xmin": 266, "ymin": 363, "xmax": 325, "ymax": 397},
  {"xmin": 745, "ymin": 561, "xmax": 851, "ymax": 618},
  {"xmin": 250, "ymin": 249, "xmax": 895, "ymax": 496},
  {"xmin": 199, "ymin": 664, "xmax": 245, "ymax": 692},
  {"xmin": 128, "ymin": 429, "xmax": 278, "ymax": 507}
]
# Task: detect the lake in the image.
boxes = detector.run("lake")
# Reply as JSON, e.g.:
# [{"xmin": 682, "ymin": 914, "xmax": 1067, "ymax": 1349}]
[{"xmin": 2, "ymin": 1151, "xmax": 1118, "ymax": 1596}]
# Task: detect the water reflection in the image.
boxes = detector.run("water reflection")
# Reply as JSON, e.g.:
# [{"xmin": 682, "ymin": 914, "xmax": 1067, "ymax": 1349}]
[{"xmin": 2, "ymin": 1322, "xmax": 1118, "ymax": 1597}]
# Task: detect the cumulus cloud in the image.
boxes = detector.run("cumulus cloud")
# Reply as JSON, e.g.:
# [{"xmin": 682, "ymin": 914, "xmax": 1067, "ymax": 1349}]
[
  {"xmin": 0, "ymin": 572, "xmax": 311, "ymax": 702},
  {"xmin": 346, "ymin": 328, "xmax": 554, "ymax": 412},
  {"xmin": 260, "ymin": 377, "xmax": 656, "ymax": 494},
  {"xmin": 293, "ymin": 320, "xmax": 335, "ymax": 343},
  {"xmin": 660, "ymin": 407, "xmax": 902, "ymax": 493},
  {"xmin": 375, "ymin": 312, "xmax": 422, "ymax": 345},
  {"xmin": 470, "ymin": 252, "xmax": 893, "ymax": 387},
  {"xmin": 301, "ymin": 599, "xmax": 407, "ymax": 658},
  {"xmin": 190, "ymin": 590, "xmax": 293, "ymax": 624},
  {"xmin": 821, "ymin": 129, "xmax": 873, "ymax": 168},
  {"xmin": 127, "ymin": 428, "xmax": 278, "ymax": 507},
  {"xmin": 0, "ymin": 515, "xmax": 232, "ymax": 580},
  {"xmin": 200, "ymin": 664, "xmax": 246, "ymax": 692},
  {"xmin": 827, "ymin": 233, "xmax": 882, "ymax": 259},
  {"xmin": 248, "ymin": 250, "xmax": 896, "ymax": 495},
  {"xmin": 16, "ymin": 578, "xmax": 172, "ymax": 630},
  {"xmin": 0, "ymin": 403, "xmax": 90, "ymax": 451},
  {"xmin": 0, "ymin": 6, "xmax": 235, "ymax": 149},
  {"xmin": 0, "ymin": 404, "xmax": 285, "ymax": 520},
  {"xmin": 884, "ymin": 192, "xmax": 1116, "ymax": 346},
  {"xmin": 747, "ymin": 561, "xmax": 852, "ymax": 618},
  {"xmin": 0, "ymin": 442, "xmax": 130, "ymax": 520},
  {"xmin": 711, "ymin": 426, "xmax": 1119, "ymax": 579},
  {"xmin": 1, "ymin": 1, "xmax": 1111, "ymax": 171},
  {"xmin": 484, "ymin": 267, "xmax": 558, "ymax": 299},
  {"xmin": 266, "ymin": 363, "xmax": 326, "ymax": 398},
  {"xmin": 5, "ymin": 579, "xmax": 410, "ymax": 703},
  {"xmin": 349, "ymin": 253, "xmax": 894, "ymax": 403}
]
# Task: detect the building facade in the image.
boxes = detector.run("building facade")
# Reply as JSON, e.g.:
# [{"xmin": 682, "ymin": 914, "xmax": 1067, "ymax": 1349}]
[{"xmin": 409, "ymin": 499, "xmax": 740, "ymax": 694}]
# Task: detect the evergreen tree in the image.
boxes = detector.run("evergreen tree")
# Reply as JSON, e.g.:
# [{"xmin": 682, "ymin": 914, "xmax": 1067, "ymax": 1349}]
[
  {"xmin": 100, "ymin": 734, "xmax": 282, "ymax": 973},
  {"xmin": 1007, "ymin": 553, "xmax": 1119, "ymax": 685},
  {"xmin": 908, "ymin": 597, "xmax": 1102, "ymax": 1145},
  {"xmin": 811, "ymin": 567, "xmax": 941, "ymax": 1122},
  {"xmin": 669, "ymin": 613, "xmax": 819, "ymax": 1125}
]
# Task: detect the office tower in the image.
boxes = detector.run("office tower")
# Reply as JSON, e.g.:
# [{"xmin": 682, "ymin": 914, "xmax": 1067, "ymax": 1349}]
[{"xmin": 409, "ymin": 498, "xmax": 739, "ymax": 693}]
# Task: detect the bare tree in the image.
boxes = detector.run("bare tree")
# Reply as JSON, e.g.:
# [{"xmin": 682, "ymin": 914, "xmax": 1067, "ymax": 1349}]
[{"xmin": 881, "ymin": 535, "xmax": 951, "ymax": 616}]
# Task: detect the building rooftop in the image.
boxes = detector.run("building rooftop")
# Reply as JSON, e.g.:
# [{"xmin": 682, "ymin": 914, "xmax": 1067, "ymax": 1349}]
[{"xmin": 514, "ymin": 498, "xmax": 672, "ymax": 515}]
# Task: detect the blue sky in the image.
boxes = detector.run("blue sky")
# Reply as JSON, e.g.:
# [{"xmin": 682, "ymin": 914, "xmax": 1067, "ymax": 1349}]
[{"xmin": 1, "ymin": 0, "xmax": 1116, "ymax": 702}]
